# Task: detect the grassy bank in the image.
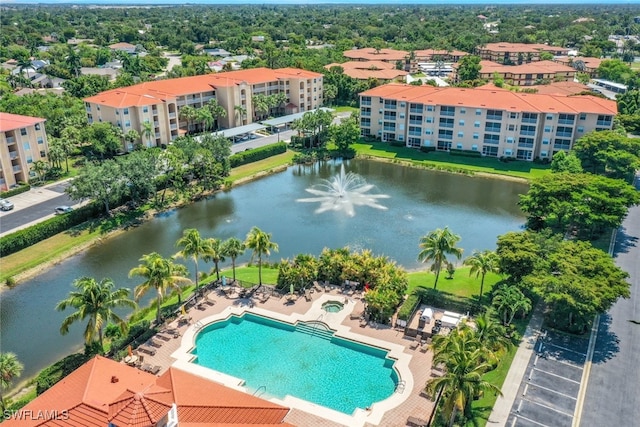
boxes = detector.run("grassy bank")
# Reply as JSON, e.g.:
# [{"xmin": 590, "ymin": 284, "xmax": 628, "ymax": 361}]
[{"xmin": 354, "ymin": 140, "xmax": 550, "ymax": 180}]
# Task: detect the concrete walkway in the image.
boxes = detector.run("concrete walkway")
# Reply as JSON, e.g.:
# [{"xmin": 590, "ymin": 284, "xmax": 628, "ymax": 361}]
[{"xmin": 488, "ymin": 301, "xmax": 545, "ymax": 426}]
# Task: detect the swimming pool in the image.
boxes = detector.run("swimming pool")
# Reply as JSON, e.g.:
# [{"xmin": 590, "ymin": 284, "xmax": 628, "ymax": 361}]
[{"xmin": 191, "ymin": 313, "xmax": 398, "ymax": 414}]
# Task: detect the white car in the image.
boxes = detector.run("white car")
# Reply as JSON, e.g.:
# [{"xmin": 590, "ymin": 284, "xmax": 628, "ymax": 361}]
[
  {"xmin": 0, "ymin": 198, "xmax": 14, "ymax": 211},
  {"xmin": 54, "ymin": 206, "xmax": 74, "ymax": 215}
]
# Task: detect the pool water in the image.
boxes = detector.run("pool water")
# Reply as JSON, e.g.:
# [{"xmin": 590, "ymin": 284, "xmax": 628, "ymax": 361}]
[{"xmin": 192, "ymin": 313, "xmax": 398, "ymax": 414}]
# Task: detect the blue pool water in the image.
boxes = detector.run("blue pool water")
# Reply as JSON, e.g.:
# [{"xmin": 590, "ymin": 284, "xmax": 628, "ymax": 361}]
[{"xmin": 192, "ymin": 313, "xmax": 398, "ymax": 414}]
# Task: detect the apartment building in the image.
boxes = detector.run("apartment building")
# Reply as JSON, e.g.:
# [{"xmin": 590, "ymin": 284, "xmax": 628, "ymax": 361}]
[
  {"xmin": 359, "ymin": 84, "xmax": 616, "ymax": 161},
  {"xmin": 476, "ymin": 42, "xmax": 569, "ymax": 64},
  {"xmin": 83, "ymin": 67, "xmax": 323, "ymax": 151},
  {"xmin": 0, "ymin": 112, "xmax": 49, "ymax": 191},
  {"xmin": 452, "ymin": 60, "xmax": 577, "ymax": 86},
  {"xmin": 325, "ymin": 60, "xmax": 408, "ymax": 81}
]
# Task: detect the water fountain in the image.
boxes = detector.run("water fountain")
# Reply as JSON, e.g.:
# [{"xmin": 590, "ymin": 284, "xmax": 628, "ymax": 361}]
[{"xmin": 297, "ymin": 164, "xmax": 390, "ymax": 217}]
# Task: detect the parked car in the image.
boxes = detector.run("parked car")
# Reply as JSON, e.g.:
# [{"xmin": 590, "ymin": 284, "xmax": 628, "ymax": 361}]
[
  {"xmin": 0, "ymin": 198, "xmax": 14, "ymax": 211},
  {"xmin": 54, "ymin": 206, "xmax": 74, "ymax": 215}
]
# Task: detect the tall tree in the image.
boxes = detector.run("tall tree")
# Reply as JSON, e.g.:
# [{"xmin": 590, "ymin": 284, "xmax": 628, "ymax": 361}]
[
  {"xmin": 66, "ymin": 160, "xmax": 125, "ymax": 216},
  {"xmin": 175, "ymin": 228, "xmax": 213, "ymax": 299},
  {"xmin": 55, "ymin": 277, "xmax": 136, "ymax": 351},
  {"xmin": 129, "ymin": 252, "xmax": 191, "ymax": 324},
  {"xmin": 234, "ymin": 105, "xmax": 247, "ymax": 126},
  {"xmin": 0, "ymin": 353, "xmax": 23, "ymax": 412},
  {"xmin": 418, "ymin": 227, "xmax": 463, "ymax": 289},
  {"xmin": 463, "ymin": 250, "xmax": 500, "ymax": 301},
  {"xmin": 456, "ymin": 55, "xmax": 482, "ymax": 82},
  {"xmin": 207, "ymin": 99, "xmax": 227, "ymax": 130},
  {"xmin": 244, "ymin": 227, "xmax": 279, "ymax": 286},
  {"xmin": 222, "ymin": 237, "xmax": 245, "ymax": 282},
  {"xmin": 203, "ymin": 237, "xmax": 225, "ymax": 281},
  {"xmin": 492, "ymin": 285, "xmax": 532, "ymax": 326}
]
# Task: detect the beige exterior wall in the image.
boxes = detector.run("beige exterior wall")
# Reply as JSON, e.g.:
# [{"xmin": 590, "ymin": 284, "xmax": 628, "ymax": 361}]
[
  {"xmin": 0, "ymin": 119, "xmax": 49, "ymax": 190},
  {"xmin": 477, "ymin": 69, "xmax": 576, "ymax": 86},
  {"xmin": 359, "ymin": 94, "xmax": 613, "ymax": 162},
  {"xmin": 84, "ymin": 74, "xmax": 324, "ymax": 152}
]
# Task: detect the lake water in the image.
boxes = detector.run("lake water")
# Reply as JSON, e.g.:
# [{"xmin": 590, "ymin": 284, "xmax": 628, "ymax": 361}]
[{"xmin": 0, "ymin": 159, "xmax": 527, "ymax": 381}]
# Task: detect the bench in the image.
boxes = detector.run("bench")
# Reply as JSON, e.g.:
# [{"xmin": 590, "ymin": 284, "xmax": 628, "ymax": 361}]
[{"xmin": 137, "ymin": 345, "xmax": 156, "ymax": 356}]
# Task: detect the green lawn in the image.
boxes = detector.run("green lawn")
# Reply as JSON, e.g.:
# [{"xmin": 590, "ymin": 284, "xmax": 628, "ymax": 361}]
[
  {"xmin": 217, "ymin": 265, "xmax": 279, "ymax": 286},
  {"xmin": 354, "ymin": 140, "xmax": 551, "ymax": 180},
  {"xmin": 408, "ymin": 268, "xmax": 504, "ymax": 300},
  {"xmin": 332, "ymin": 106, "xmax": 358, "ymax": 114}
]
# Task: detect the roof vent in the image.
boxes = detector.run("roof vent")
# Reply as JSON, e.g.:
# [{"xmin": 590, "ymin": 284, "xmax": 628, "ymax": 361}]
[{"xmin": 111, "ymin": 376, "xmax": 119, "ymax": 383}]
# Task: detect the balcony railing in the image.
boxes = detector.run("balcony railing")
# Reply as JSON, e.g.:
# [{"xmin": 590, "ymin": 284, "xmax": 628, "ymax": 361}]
[
  {"xmin": 384, "ymin": 104, "xmax": 397, "ymax": 110},
  {"xmin": 168, "ymin": 112, "xmax": 176, "ymax": 119},
  {"xmin": 361, "ymin": 100, "xmax": 372, "ymax": 106},
  {"xmin": 520, "ymin": 130, "xmax": 536, "ymax": 136},
  {"xmin": 6, "ymin": 137, "xmax": 15, "ymax": 144},
  {"xmin": 409, "ymin": 108, "xmax": 423, "ymax": 114},
  {"xmin": 483, "ymin": 138, "xmax": 499, "ymax": 145},
  {"xmin": 360, "ymin": 111, "xmax": 371, "ymax": 117},
  {"xmin": 408, "ymin": 131, "xmax": 422, "ymax": 136},
  {"xmin": 440, "ymin": 110, "xmax": 455, "ymax": 117},
  {"xmin": 409, "ymin": 120, "xmax": 422, "ymax": 125},
  {"xmin": 383, "ymin": 126, "xmax": 396, "ymax": 132},
  {"xmin": 170, "ymin": 124, "xmax": 178, "ymax": 130},
  {"xmin": 12, "ymin": 165, "xmax": 21, "ymax": 172},
  {"xmin": 486, "ymin": 114, "xmax": 502, "ymax": 121},
  {"xmin": 558, "ymin": 119, "xmax": 575, "ymax": 125},
  {"xmin": 440, "ymin": 123, "xmax": 454, "ymax": 129},
  {"xmin": 521, "ymin": 118, "xmax": 537, "ymax": 124},
  {"xmin": 556, "ymin": 132, "xmax": 572, "ymax": 138},
  {"xmin": 554, "ymin": 144, "xmax": 571, "ymax": 150},
  {"xmin": 597, "ymin": 120, "xmax": 611, "ymax": 126},
  {"xmin": 518, "ymin": 142, "xmax": 535, "ymax": 148},
  {"xmin": 383, "ymin": 115, "xmax": 397, "ymax": 121}
]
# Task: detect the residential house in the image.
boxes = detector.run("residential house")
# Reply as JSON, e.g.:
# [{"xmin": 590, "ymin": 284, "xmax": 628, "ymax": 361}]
[
  {"xmin": 476, "ymin": 42, "xmax": 569, "ymax": 64},
  {"xmin": 204, "ymin": 47, "xmax": 231, "ymax": 57},
  {"xmin": 553, "ymin": 56, "xmax": 603, "ymax": 77},
  {"xmin": 359, "ymin": 83, "xmax": 616, "ymax": 161},
  {"xmin": 83, "ymin": 67, "xmax": 324, "ymax": 151},
  {"xmin": 343, "ymin": 48, "xmax": 409, "ymax": 63},
  {"xmin": 81, "ymin": 67, "xmax": 120, "ymax": 81},
  {"xmin": 2, "ymin": 355, "xmax": 293, "ymax": 427},
  {"xmin": 109, "ymin": 42, "xmax": 137, "ymax": 55},
  {"xmin": 0, "ymin": 113, "xmax": 49, "ymax": 191}
]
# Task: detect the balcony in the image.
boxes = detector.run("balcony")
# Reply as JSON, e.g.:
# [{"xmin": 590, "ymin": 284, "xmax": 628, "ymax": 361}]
[
  {"xmin": 9, "ymin": 152, "xmax": 18, "ymax": 159},
  {"xmin": 597, "ymin": 120, "xmax": 611, "ymax": 127},
  {"xmin": 154, "ymin": 121, "xmax": 160, "ymax": 127},
  {"xmin": 408, "ymin": 131, "xmax": 422, "ymax": 136},
  {"xmin": 520, "ymin": 130, "xmax": 536, "ymax": 136},
  {"xmin": 6, "ymin": 136, "xmax": 15, "ymax": 144},
  {"xmin": 486, "ymin": 114, "xmax": 502, "ymax": 121},
  {"xmin": 384, "ymin": 105, "xmax": 397, "ymax": 111},
  {"xmin": 439, "ymin": 123, "xmax": 454, "ymax": 129},
  {"xmin": 202, "ymin": 95, "xmax": 215, "ymax": 102},
  {"xmin": 483, "ymin": 138, "xmax": 499, "ymax": 145},
  {"xmin": 521, "ymin": 118, "xmax": 537, "ymax": 124},
  {"xmin": 170, "ymin": 124, "xmax": 178, "ymax": 130},
  {"xmin": 383, "ymin": 126, "xmax": 396, "ymax": 132},
  {"xmin": 361, "ymin": 100, "xmax": 372, "ymax": 106},
  {"xmin": 155, "ymin": 132, "xmax": 161, "ymax": 138},
  {"xmin": 556, "ymin": 132, "xmax": 572, "ymax": 138},
  {"xmin": 518, "ymin": 142, "xmax": 535, "ymax": 148},
  {"xmin": 409, "ymin": 108, "xmax": 423, "ymax": 114},
  {"xmin": 440, "ymin": 110, "xmax": 455, "ymax": 117},
  {"xmin": 558, "ymin": 119, "xmax": 575, "ymax": 125},
  {"xmin": 409, "ymin": 120, "xmax": 422, "ymax": 125},
  {"xmin": 12, "ymin": 165, "xmax": 21, "ymax": 172},
  {"xmin": 360, "ymin": 111, "xmax": 371, "ymax": 117},
  {"xmin": 383, "ymin": 115, "xmax": 397, "ymax": 121}
]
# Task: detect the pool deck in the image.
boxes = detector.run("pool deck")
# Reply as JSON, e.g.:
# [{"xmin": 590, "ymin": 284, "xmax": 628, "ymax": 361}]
[{"xmin": 131, "ymin": 287, "xmax": 436, "ymax": 427}]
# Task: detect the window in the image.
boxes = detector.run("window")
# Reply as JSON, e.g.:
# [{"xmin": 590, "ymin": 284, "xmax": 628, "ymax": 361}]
[
  {"xmin": 115, "ymin": 109, "xmax": 120, "ymax": 115},
  {"xmin": 554, "ymin": 139, "xmax": 571, "ymax": 150},
  {"xmin": 143, "ymin": 106, "xmax": 148, "ymax": 113},
  {"xmin": 361, "ymin": 118, "xmax": 371, "ymax": 127},
  {"xmin": 520, "ymin": 125, "xmax": 536, "ymax": 136},
  {"xmin": 476, "ymin": 109, "xmax": 482, "ymax": 115},
  {"xmin": 457, "ymin": 131, "xmax": 464, "ymax": 137},
  {"xmin": 439, "ymin": 118, "xmax": 454, "ymax": 128},
  {"xmin": 508, "ymin": 124, "xmax": 516, "ymax": 131},
  {"xmin": 427, "ymin": 105, "xmax": 434, "ymax": 112},
  {"xmin": 124, "ymin": 108, "xmax": 129, "ymax": 115},
  {"xmin": 540, "ymin": 150, "xmax": 548, "ymax": 157},
  {"xmin": 516, "ymin": 149, "xmax": 533, "ymax": 161},
  {"xmin": 399, "ymin": 102, "xmax": 406, "ymax": 108},
  {"xmin": 505, "ymin": 149, "xmax": 513, "ymax": 156},
  {"xmin": 97, "ymin": 105, "xmax": 100, "ymax": 111},
  {"xmin": 544, "ymin": 126, "xmax": 552, "ymax": 132},
  {"xmin": 438, "ymin": 129, "xmax": 453, "ymax": 140},
  {"xmin": 23, "ymin": 142, "xmax": 30, "ymax": 150},
  {"xmin": 510, "ymin": 112, "xmax": 518, "ymax": 119},
  {"xmin": 506, "ymin": 137, "xmax": 514, "ymax": 143},
  {"xmin": 37, "ymin": 137, "xmax": 43, "ymax": 144},
  {"xmin": 546, "ymin": 114, "xmax": 553, "ymax": 121},
  {"xmin": 483, "ymin": 145, "xmax": 498, "ymax": 157},
  {"xmin": 472, "ymin": 144, "xmax": 478, "ymax": 151},
  {"xmin": 518, "ymin": 137, "xmax": 534, "ymax": 148},
  {"xmin": 408, "ymin": 137, "xmax": 421, "ymax": 147},
  {"xmin": 40, "ymin": 150, "xmax": 46, "ymax": 157},
  {"xmin": 441, "ymin": 106, "xmax": 455, "ymax": 116},
  {"xmin": 437, "ymin": 140, "xmax": 452, "ymax": 150},
  {"xmin": 460, "ymin": 108, "xmax": 466, "ymax": 114},
  {"xmin": 473, "ymin": 133, "xmax": 479, "ymax": 139},
  {"xmin": 457, "ymin": 143, "xmax": 463, "ymax": 149},
  {"xmin": 485, "ymin": 122, "xmax": 501, "ymax": 133},
  {"xmin": 20, "ymin": 128, "xmax": 27, "ymax": 136},
  {"xmin": 474, "ymin": 121, "xmax": 480, "ymax": 128},
  {"xmin": 125, "ymin": 121, "xmax": 131, "ymax": 127},
  {"xmin": 579, "ymin": 113, "xmax": 586, "ymax": 120},
  {"xmin": 425, "ymin": 129, "xmax": 433, "ymax": 135},
  {"xmin": 522, "ymin": 112, "xmax": 537, "ymax": 124},
  {"xmin": 35, "ymin": 123, "xmax": 41, "ymax": 131},
  {"xmin": 556, "ymin": 126, "xmax": 573, "ymax": 138},
  {"xmin": 459, "ymin": 119, "xmax": 465, "ymax": 126},
  {"xmin": 426, "ymin": 117, "xmax": 434, "ymax": 123},
  {"xmin": 558, "ymin": 113, "xmax": 575, "ymax": 125},
  {"xmin": 577, "ymin": 126, "xmax": 584, "ymax": 133},
  {"xmin": 486, "ymin": 110, "xmax": 503, "ymax": 120},
  {"xmin": 484, "ymin": 134, "xmax": 500, "ymax": 144},
  {"xmin": 543, "ymin": 138, "xmax": 550, "ymax": 145}
]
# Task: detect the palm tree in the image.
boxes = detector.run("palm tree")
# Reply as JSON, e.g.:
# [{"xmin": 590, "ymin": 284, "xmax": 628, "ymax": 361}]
[
  {"xmin": 222, "ymin": 237, "xmax": 245, "ymax": 282},
  {"xmin": 207, "ymin": 99, "xmax": 227, "ymax": 130},
  {"xmin": 252, "ymin": 95, "xmax": 269, "ymax": 121},
  {"xmin": 175, "ymin": 228, "xmax": 213, "ymax": 298},
  {"xmin": 473, "ymin": 311, "xmax": 510, "ymax": 359},
  {"xmin": 129, "ymin": 253, "xmax": 191, "ymax": 324},
  {"xmin": 427, "ymin": 347, "xmax": 502, "ymax": 426},
  {"xmin": 463, "ymin": 250, "xmax": 500, "ymax": 301},
  {"xmin": 196, "ymin": 107, "xmax": 214, "ymax": 133},
  {"xmin": 30, "ymin": 160, "xmax": 48, "ymax": 185},
  {"xmin": 141, "ymin": 121, "xmax": 153, "ymax": 147},
  {"xmin": 234, "ymin": 105, "xmax": 247, "ymax": 126},
  {"xmin": 418, "ymin": 227, "xmax": 463, "ymax": 290},
  {"xmin": 492, "ymin": 285, "xmax": 532, "ymax": 326},
  {"xmin": 60, "ymin": 126, "xmax": 80, "ymax": 172},
  {"xmin": 244, "ymin": 226, "xmax": 278, "ymax": 286},
  {"xmin": 179, "ymin": 105, "xmax": 197, "ymax": 134},
  {"xmin": 55, "ymin": 277, "xmax": 136, "ymax": 351},
  {"xmin": 0, "ymin": 352, "xmax": 24, "ymax": 412},
  {"xmin": 203, "ymin": 237, "xmax": 225, "ymax": 281}
]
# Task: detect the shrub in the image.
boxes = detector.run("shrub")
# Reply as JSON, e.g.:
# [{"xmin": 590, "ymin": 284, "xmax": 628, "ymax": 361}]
[
  {"xmin": 5, "ymin": 276, "xmax": 16, "ymax": 287},
  {"xmin": 0, "ymin": 183, "xmax": 30, "ymax": 198},
  {"xmin": 419, "ymin": 146, "xmax": 436, "ymax": 153},
  {"xmin": 397, "ymin": 291, "xmax": 421, "ymax": 321},
  {"xmin": 35, "ymin": 353, "xmax": 91, "ymax": 395},
  {"xmin": 449, "ymin": 148, "xmax": 482, "ymax": 158},
  {"xmin": 389, "ymin": 140, "xmax": 405, "ymax": 147},
  {"xmin": 229, "ymin": 142, "xmax": 287, "ymax": 167},
  {"xmin": 108, "ymin": 320, "xmax": 152, "ymax": 354}
]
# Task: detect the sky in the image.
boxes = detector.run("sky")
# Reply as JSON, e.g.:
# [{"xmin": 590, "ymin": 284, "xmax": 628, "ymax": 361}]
[{"xmin": 4, "ymin": 0, "xmax": 640, "ymax": 5}]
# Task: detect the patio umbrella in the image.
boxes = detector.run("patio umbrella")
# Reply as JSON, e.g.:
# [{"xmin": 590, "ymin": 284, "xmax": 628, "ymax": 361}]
[
  {"xmin": 127, "ymin": 345, "xmax": 133, "ymax": 357},
  {"xmin": 290, "ymin": 283, "xmax": 295, "ymax": 295},
  {"xmin": 181, "ymin": 305, "xmax": 187, "ymax": 316}
]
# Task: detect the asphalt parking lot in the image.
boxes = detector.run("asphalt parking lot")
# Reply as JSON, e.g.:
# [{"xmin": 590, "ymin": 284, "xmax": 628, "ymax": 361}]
[{"xmin": 507, "ymin": 330, "xmax": 589, "ymax": 427}]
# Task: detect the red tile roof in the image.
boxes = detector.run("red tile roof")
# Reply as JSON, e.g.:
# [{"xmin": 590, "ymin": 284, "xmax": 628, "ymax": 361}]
[
  {"xmin": 413, "ymin": 49, "xmax": 468, "ymax": 59},
  {"xmin": 480, "ymin": 42, "xmax": 567, "ymax": 53},
  {"xmin": 3, "ymin": 356, "xmax": 292, "ymax": 427},
  {"xmin": 343, "ymin": 48, "xmax": 408, "ymax": 61},
  {"xmin": 0, "ymin": 112, "xmax": 46, "ymax": 132},
  {"xmin": 360, "ymin": 84, "xmax": 617, "ymax": 115},
  {"xmin": 109, "ymin": 42, "xmax": 136, "ymax": 50},
  {"xmin": 84, "ymin": 68, "xmax": 323, "ymax": 108}
]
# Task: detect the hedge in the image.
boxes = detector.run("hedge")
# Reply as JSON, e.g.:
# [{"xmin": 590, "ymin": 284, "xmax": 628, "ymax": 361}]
[
  {"xmin": 0, "ymin": 183, "xmax": 30, "ymax": 198},
  {"xmin": 0, "ymin": 202, "xmax": 103, "ymax": 256},
  {"xmin": 108, "ymin": 320, "xmax": 153, "ymax": 356},
  {"xmin": 449, "ymin": 148, "xmax": 482, "ymax": 158},
  {"xmin": 397, "ymin": 291, "xmax": 422, "ymax": 321},
  {"xmin": 35, "ymin": 352, "xmax": 91, "ymax": 395},
  {"xmin": 419, "ymin": 146, "xmax": 436, "ymax": 153},
  {"xmin": 389, "ymin": 140, "xmax": 406, "ymax": 147},
  {"xmin": 229, "ymin": 142, "xmax": 287, "ymax": 167}
]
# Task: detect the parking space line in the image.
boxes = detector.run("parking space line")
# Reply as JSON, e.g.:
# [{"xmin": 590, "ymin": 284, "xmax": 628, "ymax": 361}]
[
  {"xmin": 541, "ymin": 357, "xmax": 585, "ymax": 369},
  {"xmin": 533, "ymin": 367, "xmax": 581, "ymax": 383},
  {"xmin": 521, "ymin": 397, "xmax": 576, "ymax": 418},
  {"xmin": 545, "ymin": 343, "xmax": 587, "ymax": 356},
  {"xmin": 513, "ymin": 413, "xmax": 552, "ymax": 427},
  {"xmin": 527, "ymin": 381, "xmax": 578, "ymax": 400}
]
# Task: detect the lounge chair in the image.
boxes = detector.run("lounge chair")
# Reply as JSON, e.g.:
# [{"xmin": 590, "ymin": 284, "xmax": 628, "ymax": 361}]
[
  {"xmin": 137, "ymin": 345, "xmax": 156, "ymax": 356},
  {"xmin": 156, "ymin": 333, "xmax": 172, "ymax": 342},
  {"xmin": 409, "ymin": 336, "xmax": 422, "ymax": 350},
  {"xmin": 259, "ymin": 293, "xmax": 270, "ymax": 303},
  {"xmin": 407, "ymin": 416, "xmax": 428, "ymax": 427},
  {"xmin": 313, "ymin": 281, "xmax": 323, "ymax": 292},
  {"xmin": 149, "ymin": 338, "xmax": 163, "ymax": 348},
  {"xmin": 141, "ymin": 363, "xmax": 162, "ymax": 375},
  {"xmin": 304, "ymin": 290, "xmax": 312, "ymax": 302}
]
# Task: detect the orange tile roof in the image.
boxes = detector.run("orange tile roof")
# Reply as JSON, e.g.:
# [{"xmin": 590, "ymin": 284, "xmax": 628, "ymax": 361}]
[
  {"xmin": 109, "ymin": 42, "xmax": 136, "ymax": 49},
  {"xmin": 480, "ymin": 42, "xmax": 567, "ymax": 53},
  {"xmin": 0, "ymin": 112, "xmax": 46, "ymax": 132},
  {"xmin": 3, "ymin": 356, "xmax": 291, "ymax": 427},
  {"xmin": 554, "ymin": 56, "xmax": 603, "ymax": 69},
  {"xmin": 413, "ymin": 49, "xmax": 468, "ymax": 58},
  {"xmin": 325, "ymin": 61, "xmax": 408, "ymax": 80},
  {"xmin": 84, "ymin": 68, "xmax": 322, "ymax": 108},
  {"xmin": 526, "ymin": 81, "xmax": 591, "ymax": 96},
  {"xmin": 360, "ymin": 84, "xmax": 617, "ymax": 115},
  {"xmin": 478, "ymin": 60, "xmax": 575, "ymax": 74},
  {"xmin": 343, "ymin": 48, "xmax": 408, "ymax": 61}
]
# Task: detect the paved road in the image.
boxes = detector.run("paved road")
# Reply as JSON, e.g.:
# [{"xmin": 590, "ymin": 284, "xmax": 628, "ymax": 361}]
[
  {"xmin": 579, "ymin": 200, "xmax": 640, "ymax": 426},
  {"xmin": 0, "ymin": 181, "xmax": 78, "ymax": 236}
]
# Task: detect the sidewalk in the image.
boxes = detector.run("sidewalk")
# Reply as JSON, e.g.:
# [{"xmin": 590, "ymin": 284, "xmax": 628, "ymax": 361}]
[{"xmin": 487, "ymin": 301, "xmax": 545, "ymax": 426}]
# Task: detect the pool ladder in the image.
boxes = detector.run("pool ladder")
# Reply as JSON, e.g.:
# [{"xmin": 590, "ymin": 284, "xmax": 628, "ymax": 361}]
[
  {"xmin": 253, "ymin": 385, "xmax": 266, "ymax": 397},
  {"xmin": 395, "ymin": 380, "xmax": 406, "ymax": 394},
  {"xmin": 310, "ymin": 314, "xmax": 324, "ymax": 337}
]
